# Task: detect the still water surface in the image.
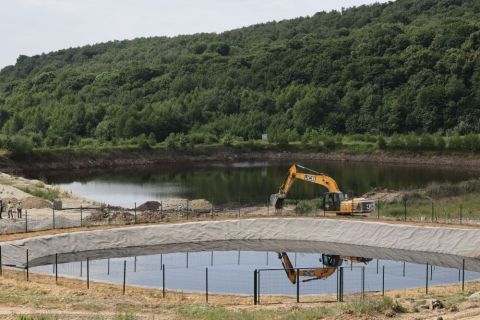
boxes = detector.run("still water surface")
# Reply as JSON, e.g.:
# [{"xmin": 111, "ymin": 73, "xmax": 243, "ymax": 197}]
[
  {"xmin": 28, "ymin": 161, "xmax": 478, "ymax": 207},
  {"xmin": 30, "ymin": 250, "xmax": 479, "ymax": 295}
]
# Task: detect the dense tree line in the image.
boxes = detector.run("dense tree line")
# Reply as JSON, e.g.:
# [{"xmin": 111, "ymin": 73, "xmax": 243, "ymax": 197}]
[{"xmin": 0, "ymin": 0, "xmax": 480, "ymax": 148}]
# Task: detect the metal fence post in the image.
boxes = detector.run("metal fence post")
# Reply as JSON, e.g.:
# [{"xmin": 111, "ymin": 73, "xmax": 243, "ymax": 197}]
[
  {"xmin": 205, "ymin": 267, "xmax": 208, "ymax": 304},
  {"xmin": 80, "ymin": 205, "xmax": 83, "ymax": 227},
  {"xmin": 107, "ymin": 258, "xmax": 110, "ymax": 275},
  {"xmin": 336, "ymin": 267, "xmax": 339, "ymax": 301},
  {"xmin": 258, "ymin": 270, "xmax": 261, "ymax": 305},
  {"xmin": 26, "ymin": 249, "xmax": 29, "ymax": 281},
  {"xmin": 404, "ymin": 199, "xmax": 407, "ymax": 221},
  {"xmin": 460, "ymin": 204, "xmax": 463, "ymax": 224},
  {"xmin": 253, "ymin": 269, "xmax": 257, "ymax": 305},
  {"xmin": 376, "ymin": 259, "xmax": 379, "ymax": 274},
  {"xmin": 361, "ymin": 266, "xmax": 365, "ymax": 299},
  {"xmin": 55, "ymin": 253, "xmax": 58, "ymax": 284},
  {"xmin": 340, "ymin": 267, "xmax": 344, "ymax": 302},
  {"xmin": 53, "ymin": 207, "xmax": 55, "ymax": 229},
  {"xmin": 162, "ymin": 264, "xmax": 165, "ymax": 298},
  {"xmin": 377, "ymin": 200, "xmax": 380, "ymax": 219},
  {"xmin": 296, "ymin": 268, "xmax": 300, "ymax": 303},
  {"xmin": 87, "ymin": 258, "xmax": 90, "ymax": 289},
  {"xmin": 425, "ymin": 263, "xmax": 429, "ymax": 294},
  {"xmin": 431, "ymin": 201, "xmax": 434, "ymax": 223},
  {"xmin": 267, "ymin": 197, "xmax": 269, "ymax": 216},
  {"xmin": 382, "ymin": 265, "xmax": 385, "ymax": 296},
  {"xmin": 462, "ymin": 259, "xmax": 465, "ymax": 292},
  {"xmin": 186, "ymin": 252, "xmax": 189, "ymax": 269},
  {"xmin": 123, "ymin": 260, "xmax": 126, "ymax": 295},
  {"xmin": 403, "ymin": 262, "xmax": 406, "ymax": 277},
  {"xmin": 0, "ymin": 246, "xmax": 2, "ymax": 276},
  {"xmin": 25, "ymin": 210, "xmax": 28, "ymax": 233},
  {"xmin": 134, "ymin": 202, "xmax": 137, "ymax": 224}
]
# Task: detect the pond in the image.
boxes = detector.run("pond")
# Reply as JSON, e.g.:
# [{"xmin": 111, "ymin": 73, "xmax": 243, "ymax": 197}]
[{"xmin": 27, "ymin": 160, "xmax": 479, "ymax": 208}]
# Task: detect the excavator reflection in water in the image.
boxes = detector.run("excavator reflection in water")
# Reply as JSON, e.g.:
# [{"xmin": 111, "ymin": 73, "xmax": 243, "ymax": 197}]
[{"xmin": 278, "ymin": 252, "xmax": 372, "ymax": 284}]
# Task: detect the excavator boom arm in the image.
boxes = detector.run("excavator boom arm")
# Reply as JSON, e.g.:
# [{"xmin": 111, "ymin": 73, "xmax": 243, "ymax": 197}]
[
  {"xmin": 277, "ymin": 164, "xmax": 340, "ymax": 194},
  {"xmin": 272, "ymin": 164, "xmax": 341, "ymax": 209}
]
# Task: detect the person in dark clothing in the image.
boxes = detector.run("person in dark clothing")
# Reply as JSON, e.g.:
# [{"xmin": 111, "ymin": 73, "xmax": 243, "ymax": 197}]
[
  {"xmin": 16, "ymin": 202, "xmax": 22, "ymax": 219},
  {"xmin": 7, "ymin": 201, "xmax": 13, "ymax": 219}
]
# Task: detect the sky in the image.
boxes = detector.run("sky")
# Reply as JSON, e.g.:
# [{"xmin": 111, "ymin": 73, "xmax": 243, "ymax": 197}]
[{"xmin": 0, "ymin": 0, "xmax": 388, "ymax": 69}]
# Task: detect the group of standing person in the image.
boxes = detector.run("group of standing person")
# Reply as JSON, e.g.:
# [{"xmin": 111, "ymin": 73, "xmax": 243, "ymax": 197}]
[{"xmin": 0, "ymin": 199, "xmax": 22, "ymax": 219}]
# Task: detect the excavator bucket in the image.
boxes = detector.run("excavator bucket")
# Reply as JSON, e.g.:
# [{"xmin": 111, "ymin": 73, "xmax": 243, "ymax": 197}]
[{"xmin": 270, "ymin": 193, "xmax": 285, "ymax": 210}]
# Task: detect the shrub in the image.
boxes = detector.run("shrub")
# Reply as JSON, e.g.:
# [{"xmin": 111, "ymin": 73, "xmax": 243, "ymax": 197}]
[
  {"xmin": 419, "ymin": 134, "xmax": 435, "ymax": 150},
  {"xmin": 136, "ymin": 134, "xmax": 151, "ymax": 150},
  {"xmin": 296, "ymin": 200, "xmax": 315, "ymax": 214},
  {"xmin": 388, "ymin": 134, "xmax": 404, "ymax": 149},
  {"xmin": 349, "ymin": 134, "xmax": 377, "ymax": 143},
  {"xmin": 221, "ymin": 133, "xmax": 234, "ymax": 146},
  {"xmin": 435, "ymin": 136, "xmax": 446, "ymax": 150},
  {"xmin": 447, "ymin": 135, "xmax": 464, "ymax": 151},
  {"xmin": 5, "ymin": 135, "xmax": 34, "ymax": 159},
  {"xmin": 323, "ymin": 136, "xmax": 338, "ymax": 149},
  {"xmin": 164, "ymin": 133, "xmax": 190, "ymax": 150},
  {"xmin": 147, "ymin": 132, "xmax": 157, "ymax": 147},
  {"xmin": 377, "ymin": 136, "xmax": 387, "ymax": 150},
  {"xmin": 404, "ymin": 133, "xmax": 419, "ymax": 151},
  {"xmin": 463, "ymin": 134, "xmax": 480, "ymax": 152}
]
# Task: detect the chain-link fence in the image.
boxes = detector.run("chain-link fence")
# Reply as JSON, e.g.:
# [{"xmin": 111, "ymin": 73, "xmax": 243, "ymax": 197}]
[{"xmin": 1, "ymin": 246, "xmax": 476, "ymax": 306}]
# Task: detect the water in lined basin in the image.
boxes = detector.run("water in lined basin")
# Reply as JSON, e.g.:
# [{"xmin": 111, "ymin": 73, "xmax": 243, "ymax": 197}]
[{"xmin": 30, "ymin": 250, "xmax": 480, "ymax": 295}]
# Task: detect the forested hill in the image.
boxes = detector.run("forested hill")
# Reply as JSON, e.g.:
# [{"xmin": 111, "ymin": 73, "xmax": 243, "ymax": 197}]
[{"xmin": 0, "ymin": 0, "xmax": 480, "ymax": 148}]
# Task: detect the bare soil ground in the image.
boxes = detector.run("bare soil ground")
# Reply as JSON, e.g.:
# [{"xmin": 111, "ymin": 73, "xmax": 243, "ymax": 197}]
[{"xmin": 0, "ymin": 267, "xmax": 478, "ymax": 319}]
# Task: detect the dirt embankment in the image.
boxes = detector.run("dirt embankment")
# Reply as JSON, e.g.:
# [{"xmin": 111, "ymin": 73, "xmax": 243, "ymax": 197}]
[{"xmin": 3, "ymin": 148, "xmax": 480, "ymax": 173}]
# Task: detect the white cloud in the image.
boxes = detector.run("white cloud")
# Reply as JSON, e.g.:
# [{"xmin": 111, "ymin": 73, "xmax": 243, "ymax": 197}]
[{"xmin": 15, "ymin": 0, "xmax": 82, "ymax": 13}]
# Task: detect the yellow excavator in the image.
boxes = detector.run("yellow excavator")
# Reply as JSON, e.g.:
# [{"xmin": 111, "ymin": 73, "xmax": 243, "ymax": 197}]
[
  {"xmin": 271, "ymin": 164, "xmax": 375, "ymax": 215},
  {"xmin": 278, "ymin": 252, "xmax": 371, "ymax": 284}
]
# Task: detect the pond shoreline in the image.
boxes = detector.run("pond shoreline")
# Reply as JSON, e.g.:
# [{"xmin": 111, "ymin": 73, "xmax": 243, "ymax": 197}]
[{"xmin": 3, "ymin": 148, "xmax": 480, "ymax": 173}]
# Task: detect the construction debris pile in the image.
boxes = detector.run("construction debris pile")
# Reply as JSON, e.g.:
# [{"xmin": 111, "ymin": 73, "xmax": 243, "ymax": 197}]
[{"xmin": 86, "ymin": 198, "xmax": 214, "ymax": 224}]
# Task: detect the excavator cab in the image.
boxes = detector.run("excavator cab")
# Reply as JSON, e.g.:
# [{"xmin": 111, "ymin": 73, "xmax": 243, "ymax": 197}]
[
  {"xmin": 323, "ymin": 192, "xmax": 344, "ymax": 212},
  {"xmin": 321, "ymin": 254, "xmax": 342, "ymax": 267}
]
